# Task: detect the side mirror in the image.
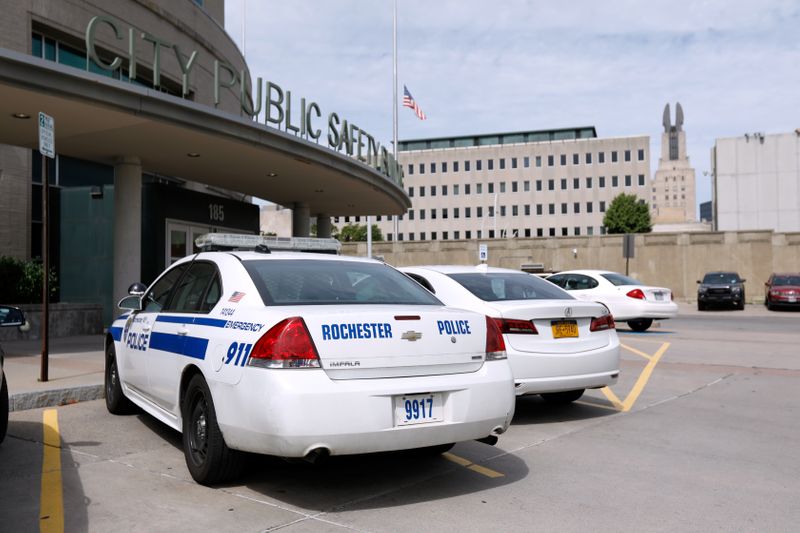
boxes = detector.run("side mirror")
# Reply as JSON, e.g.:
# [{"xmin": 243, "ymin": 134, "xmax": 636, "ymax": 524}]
[
  {"xmin": 118, "ymin": 295, "xmax": 143, "ymax": 311},
  {"xmin": 128, "ymin": 282, "xmax": 147, "ymax": 296},
  {"xmin": 741, "ymin": 279, "xmax": 746, "ymax": 283},
  {"xmin": 0, "ymin": 305, "xmax": 26, "ymax": 327},
  {"xmin": 19, "ymin": 320, "xmax": 31, "ymax": 333}
]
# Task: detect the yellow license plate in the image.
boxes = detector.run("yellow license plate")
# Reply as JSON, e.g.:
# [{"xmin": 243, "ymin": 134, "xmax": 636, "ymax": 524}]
[{"xmin": 551, "ymin": 320, "xmax": 579, "ymax": 338}]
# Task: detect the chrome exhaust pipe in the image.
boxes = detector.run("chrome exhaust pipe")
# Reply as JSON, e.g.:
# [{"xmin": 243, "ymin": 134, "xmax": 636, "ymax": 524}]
[{"xmin": 304, "ymin": 447, "xmax": 331, "ymax": 465}]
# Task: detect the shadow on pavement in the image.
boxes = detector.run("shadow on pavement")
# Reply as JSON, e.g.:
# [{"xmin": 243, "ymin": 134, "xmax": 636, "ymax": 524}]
[{"xmin": 511, "ymin": 394, "xmax": 617, "ymax": 425}]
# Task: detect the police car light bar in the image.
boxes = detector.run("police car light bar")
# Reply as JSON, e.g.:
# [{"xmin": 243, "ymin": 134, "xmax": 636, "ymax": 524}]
[{"xmin": 194, "ymin": 233, "xmax": 342, "ymax": 254}]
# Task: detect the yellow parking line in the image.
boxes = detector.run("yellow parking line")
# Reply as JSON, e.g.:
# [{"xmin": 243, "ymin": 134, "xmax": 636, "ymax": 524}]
[
  {"xmin": 619, "ymin": 342, "xmax": 670, "ymax": 412},
  {"xmin": 600, "ymin": 387, "xmax": 626, "ymax": 410},
  {"xmin": 573, "ymin": 399, "xmax": 619, "ymax": 411},
  {"xmin": 40, "ymin": 409, "xmax": 64, "ymax": 533},
  {"xmin": 442, "ymin": 452, "xmax": 504, "ymax": 478},
  {"xmin": 621, "ymin": 343, "xmax": 653, "ymax": 361}
]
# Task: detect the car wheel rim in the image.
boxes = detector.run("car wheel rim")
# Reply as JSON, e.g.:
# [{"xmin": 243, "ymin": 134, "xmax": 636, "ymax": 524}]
[
  {"xmin": 106, "ymin": 355, "xmax": 117, "ymax": 398},
  {"xmin": 189, "ymin": 395, "xmax": 208, "ymax": 465}
]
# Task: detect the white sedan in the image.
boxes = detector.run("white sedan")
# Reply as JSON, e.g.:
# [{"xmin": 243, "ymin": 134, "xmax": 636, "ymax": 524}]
[
  {"xmin": 107, "ymin": 235, "xmax": 515, "ymax": 485},
  {"xmin": 400, "ymin": 265, "xmax": 620, "ymax": 403},
  {"xmin": 546, "ymin": 270, "xmax": 678, "ymax": 332}
]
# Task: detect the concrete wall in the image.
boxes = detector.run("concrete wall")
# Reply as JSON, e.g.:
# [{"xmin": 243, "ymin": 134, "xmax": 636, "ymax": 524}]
[
  {"xmin": 341, "ymin": 231, "xmax": 800, "ymax": 303},
  {"xmin": 0, "ymin": 303, "xmax": 103, "ymax": 341}
]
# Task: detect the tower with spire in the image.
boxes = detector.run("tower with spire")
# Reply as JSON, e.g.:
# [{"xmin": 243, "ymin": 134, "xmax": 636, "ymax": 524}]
[{"xmin": 651, "ymin": 103, "xmax": 697, "ymax": 223}]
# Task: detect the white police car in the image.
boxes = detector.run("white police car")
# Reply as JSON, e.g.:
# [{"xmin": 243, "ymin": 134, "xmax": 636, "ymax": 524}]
[{"xmin": 107, "ymin": 235, "xmax": 515, "ymax": 485}]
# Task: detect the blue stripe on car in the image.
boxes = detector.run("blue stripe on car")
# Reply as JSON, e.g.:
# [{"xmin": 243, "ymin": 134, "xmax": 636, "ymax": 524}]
[
  {"xmin": 109, "ymin": 326, "xmax": 122, "ymax": 341},
  {"xmin": 149, "ymin": 332, "xmax": 208, "ymax": 360},
  {"xmin": 156, "ymin": 315, "xmax": 228, "ymax": 328}
]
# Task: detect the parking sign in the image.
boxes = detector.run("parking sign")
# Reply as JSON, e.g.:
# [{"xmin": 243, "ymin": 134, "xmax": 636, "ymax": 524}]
[
  {"xmin": 38, "ymin": 112, "xmax": 55, "ymax": 159},
  {"xmin": 478, "ymin": 243, "xmax": 488, "ymax": 262}
]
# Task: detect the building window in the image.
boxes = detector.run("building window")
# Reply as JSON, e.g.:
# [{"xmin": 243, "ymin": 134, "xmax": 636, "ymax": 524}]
[
  {"xmin": 598, "ymin": 152, "xmax": 605, "ymax": 163},
  {"xmin": 476, "ymin": 160, "xmax": 482, "ymax": 171},
  {"xmin": 431, "ymin": 185, "xmax": 437, "ymax": 196},
  {"xmin": 465, "ymin": 207, "xmax": 471, "ymax": 218},
  {"xmin": 408, "ymin": 186, "xmax": 414, "ymax": 197},
  {"xmin": 453, "ymin": 161, "xmax": 459, "ymax": 172},
  {"xmin": 536, "ymin": 204, "xmax": 543, "ymax": 215},
  {"xmin": 611, "ymin": 151, "xmax": 618, "ymax": 163},
  {"xmin": 487, "ymin": 159, "xmax": 494, "ymax": 170},
  {"xmin": 599, "ymin": 176, "xmax": 605, "ymax": 188},
  {"xmin": 387, "ymin": 233, "xmax": 393, "ymax": 241},
  {"xmin": 561, "ymin": 227, "xmax": 568, "ymax": 236},
  {"xmin": 488, "ymin": 206, "xmax": 495, "ymax": 217},
  {"xmin": 573, "ymin": 178, "xmax": 580, "ymax": 189},
  {"xmin": 501, "ymin": 158, "xmax": 507, "ymax": 169},
  {"xmin": 574, "ymin": 227, "xmax": 581, "ymax": 236},
  {"xmin": 442, "ymin": 208, "xmax": 448, "ymax": 219},
  {"xmin": 600, "ymin": 201, "xmax": 606, "ymax": 212},
  {"xmin": 465, "ymin": 184, "xmax": 471, "ymax": 194},
  {"xmin": 638, "ymin": 174, "xmax": 645, "ymax": 186},
  {"xmin": 442, "ymin": 161, "xmax": 448, "ymax": 173},
  {"xmin": 549, "ymin": 204, "xmax": 555, "ymax": 215},
  {"xmin": 431, "ymin": 209, "xmax": 437, "ymax": 219},
  {"xmin": 465, "ymin": 230, "xmax": 471, "ymax": 239},
  {"xmin": 586, "ymin": 177, "xmax": 592, "ymax": 188},
  {"xmin": 573, "ymin": 202, "xmax": 580, "ymax": 213},
  {"xmin": 442, "ymin": 185, "xmax": 448, "ymax": 196},
  {"xmin": 524, "ymin": 229, "xmax": 531, "ymax": 237},
  {"xmin": 398, "ymin": 233, "xmax": 404, "ymax": 241},
  {"xmin": 488, "ymin": 183, "xmax": 494, "ymax": 194},
  {"xmin": 536, "ymin": 180, "xmax": 542, "ymax": 191},
  {"xmin": 420, "ymin": 209, "xmax": 426, "ymax": 220},
  {"xmin": 409, "ymin": 233, "xmax": 415, "ymax": 241},
  {"xmin": 419, "ymin": 186, "xmax": 425, "ymax": 197},
  {"xmin": 586, "ymin": 153, "xmax": 592, "ymax": 164},
  {"xmin": 408, "ymin": 210, "xmax": 414, "ymax": 220},
  {"xmin": 500, "ymin": 206, "xmax": 507, "ymax": 217},
  {"xmin": 465, "ymin": 160, "xmax": 471, "ymax": 171},
  {"xmin": 420, "ymin": 232, "xmax": 426, "ymax": 240},
  {"xmin": 512, "ymin": 181, "xmax": 518, "ymax": 193},
  {"xmin": 454, "ymin": 207, "xmax": 460, "ymax": 219},
  {"xmin": 431, "ymin": 232, "xmax": 437, "ymax": 240},
  {"xmin": 587, "ymin": 226, "xmax": 594, "ymax": 236},
  {"xmin": 419, "ymin": 163, "xmax": 425, "ymax": 174},
  {"xmin": 548, "ymin": 179, "xmax": 555, "ymax": 191},
  {"xmin": 431, "ymin": 162, "xmax": 436, "ymax": 173},
  {"xmin": 560, "ymin": 154, "xmax": 567, "ymax": 166},
  {"xmin": 454, "ymin": 231, "xmax": 460, "ymax": 239},
  {"xmin": 408, "ymin": 164, "xmax": 414, "ymax": 175},
  {"xmin": 612, "ymin": 175, "xmax": 619, "ymax": 187},
  {"xmin": 624, "ymin": 150, "xmax": 631, "ymax": 162},
  {"xmin": 477, "ymin": 206, "xmax": 483, "ymax": 218},
  {"xmin": 625, "ymin": 175, "xmax": 631, "ymax": 186},
  {"xmin": 489, "ymin": 230, "xmax": 495, "ymax": 238},
  {"xmin": 549, "ymin": 228, "xmax": 556, "ymax": 237},
  {"xmin": 477, "ymin": 183, "xmax": 483, "ymax": 194},
  {"xmin": 547, "ymin": 155, "xmax": 554, "ymax": 167},
  {"xmin": 587, "ymin": 201, "xmax": 593, "ymax": 213},
  {"xmin": 537, "ymin": 228, "xmax": 543, "ymax": 237},
  {"xmin": 572, "ymin": 153, "xmax": 579, "ymax": 165},
  {"xmin": 453, "ymin": 184, "xmax": 460, "ymax": 195},
  {"xmin": 523, "ymin": 156, "xmax": 529, "ymax": 168},
  {"xmin": 512, "ymin": 205, "xmax": 518, "ymax": 216},
  {"xmin": 561, "ymin": 203, "xmax": 568, "ymax": 214},
  {"xmin": 536, "ymin": 156, "xmax": 542, "ymax": 167},
  {"xmin": 524, "ymin": 204, "xmax": 530, "ymax": 215},
  {"xmin": 638, "ymin": 148, "xmax": 645, "ymax": 161},
  {"xmin": 500, "ymin": 182, "xmax": 506, "ymax": 193},
  {"xmin": 561, "ymin": 179, "xmax": 567, "ymax": 190}
]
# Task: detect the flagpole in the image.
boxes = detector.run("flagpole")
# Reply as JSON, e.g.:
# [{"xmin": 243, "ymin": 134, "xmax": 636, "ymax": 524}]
[{"xmin": 392, "ymin": 0, "xmax": 399, "ymax": 241}]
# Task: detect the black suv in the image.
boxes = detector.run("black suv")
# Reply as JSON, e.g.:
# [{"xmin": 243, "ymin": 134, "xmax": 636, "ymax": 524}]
[{"xmin": 697, "ymin": 272, "xmax": 746, "ymax": 310}]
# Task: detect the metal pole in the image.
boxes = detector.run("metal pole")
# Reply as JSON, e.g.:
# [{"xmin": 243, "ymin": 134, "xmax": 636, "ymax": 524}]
[
  {"xmin": 392, "ymin": 0, "xmax": 399, "ymax": 240},
  {"xmin": 40, "ymin": 154, "xmax": 49, "ymax": 382}
]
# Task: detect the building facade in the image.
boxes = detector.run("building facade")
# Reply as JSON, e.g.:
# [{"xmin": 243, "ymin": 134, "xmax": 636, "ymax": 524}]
[
  {"xmin": 712, "ymin": 131, "xmax": 800, "ymax": 232},
  {"xmin": 361, "ymin": 128, "xmax": 650, "ymax": 241},
  {"xmin": 651, "ymin": 103, "xmax": 697, "ymax": 223}
]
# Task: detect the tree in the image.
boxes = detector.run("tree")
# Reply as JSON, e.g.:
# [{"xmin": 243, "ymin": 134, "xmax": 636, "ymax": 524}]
[
  {"xmin": 334, "ymin": 223, "xmax": 383, "ymax": 242},
  {"xmin": 603, "ymin": 193, "xmax": 652, "ymax": 234}
]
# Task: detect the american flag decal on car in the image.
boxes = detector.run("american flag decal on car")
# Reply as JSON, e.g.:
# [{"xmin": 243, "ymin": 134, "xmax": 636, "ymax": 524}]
[{"xmin": 228, "ymin": 291, "xmax": 246, "ymax": 303}]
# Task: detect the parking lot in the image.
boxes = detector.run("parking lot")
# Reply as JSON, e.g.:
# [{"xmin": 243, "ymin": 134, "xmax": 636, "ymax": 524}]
[{"xmin": 2, "ymin": 305, "xmax": 799, "ymax": 532}]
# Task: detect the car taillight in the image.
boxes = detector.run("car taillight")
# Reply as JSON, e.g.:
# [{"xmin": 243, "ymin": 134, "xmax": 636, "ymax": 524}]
[
  {"xmin": 485, "ymin": 316, "xmax": 507, "ymax": 360},
  {"xmin": 492, "ymin": 317, "xmax": 538, "ymax": 335},
  {"xmin": 248, "ymin": 317, "xmax": 321, "ymax": 369},
  {"xmin": 626, "ymin": 289, "xmax": 646, "ymax": 300},
  {"xmin": 590, "ymin": 314, "xmax": 615, "ymax": 331}
]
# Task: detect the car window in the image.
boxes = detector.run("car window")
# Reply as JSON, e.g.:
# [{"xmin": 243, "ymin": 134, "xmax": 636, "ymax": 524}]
[
  {"xmin": 772, "ymin": 275, "xmax": 800, "ymax": 286},
  {"xmin": 142, "ymin": 264, "xmax": 189, "ymax": 313},
  {"xmin": 448, "ymin": 273, "xmax": 572, "ymax": 301},
  {"xmin": 243, "ymin": 260, "xmax": 442, "ymax": 306},
  {"xmin": 702, "ymin": 273, "xmax": 741, "ymax": 284},
  {"xmin": 571, "ymin": 274, "xmax": 599, "ymax": 290},
  {"xmin": 601, "ymin": 273, "xmax": 642, "ymax": 286},
  {"xmin": 166, "ymin": 262, "xmax": 219, "ymax": 314},
  {"xmin": 200, "ymin": 274, "xmax": 222, "ymax": 312},
  {"xmin": 546, "ymin": 274, "xmax": 566, "ymax": 288}
]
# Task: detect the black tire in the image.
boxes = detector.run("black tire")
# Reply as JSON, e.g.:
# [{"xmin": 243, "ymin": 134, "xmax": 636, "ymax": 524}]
[
  {"xmin": 1, "ymin": 373, "xmax": 9, "ymax": 444},
  {"xmin": 698, "ymin": 301, "xmax": 706, "ymax": 311},
  {"xmin": 541, "ymin": 389, "xmax": 585, "ymax": 404},
  {"xmin": 736, "ymin": 300, "xmax": 745, "ymax": 310},
  {"xmin": 767, "ymin": 299, "xmax": 775, "ymax": 311},
  {"xmin": 105, "ymin": 343, "xmax": 137, "ymax": 415},
  {"xmin": 182, "ymin": 374, "xmax": 244, "ymax": 485},
  {"xmin": 627, "ymin": 318, "xmax": 653, "ymax": 332}
]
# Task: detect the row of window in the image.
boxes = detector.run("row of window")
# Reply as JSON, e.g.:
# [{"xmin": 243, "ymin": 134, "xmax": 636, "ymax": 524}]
[
  {"xmin": 386, "ymin": 226, "xmax": 607, "ymax": 241},
  {"xmin": 406, "ymin": 149, "xmax": 646, "ymax": 176},
  {"xmin": 408, "ymin": 175, "xmax": 646, "ymax": 197}
]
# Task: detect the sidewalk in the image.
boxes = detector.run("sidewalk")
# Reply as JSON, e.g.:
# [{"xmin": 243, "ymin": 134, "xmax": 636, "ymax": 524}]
[{"xmin": 2, "ymin": 335, "xmax": 105, "ymax": 411}]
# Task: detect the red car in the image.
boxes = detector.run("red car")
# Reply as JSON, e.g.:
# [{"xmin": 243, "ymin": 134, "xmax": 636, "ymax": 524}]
[{"xmin": 764, "ymin": 273, "xmax": 800, "ymax": 310}]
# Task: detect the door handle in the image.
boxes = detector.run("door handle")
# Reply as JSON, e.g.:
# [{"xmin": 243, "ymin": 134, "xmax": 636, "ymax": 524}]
[
  {"xmin": 178, "ymin": 327, "xmax": 189, "ymax": 336},
  {"xmin": 142, "ymin": 324, "xmax": 151, "ymax": 332}
]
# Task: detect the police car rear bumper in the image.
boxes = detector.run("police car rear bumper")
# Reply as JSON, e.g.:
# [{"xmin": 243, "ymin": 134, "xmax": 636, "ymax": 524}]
[{"xmin": 212, "ymin": 360, "xmax": 515, "ymax": 457}]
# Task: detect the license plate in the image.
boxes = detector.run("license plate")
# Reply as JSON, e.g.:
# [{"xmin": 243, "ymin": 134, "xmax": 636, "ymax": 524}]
[
  {"xmin": 789, "ymin": 297, "xmax": 797, "ymax": 303},
  {"xmin": 551, "ymin": 320, "xmax": 579, "ymax": 339},
  {"xmin": 394, "ymin": 393, "xmax": 443, "ymax": 426},
  {"xmin": 654, "ymin": 292, "xmax": 664, "ymax": 301}
]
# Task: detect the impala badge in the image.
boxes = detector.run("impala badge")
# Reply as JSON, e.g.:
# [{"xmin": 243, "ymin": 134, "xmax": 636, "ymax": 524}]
[{"xmin": 401, "ymin": 331, "xmax": 423, "ymax": 341}]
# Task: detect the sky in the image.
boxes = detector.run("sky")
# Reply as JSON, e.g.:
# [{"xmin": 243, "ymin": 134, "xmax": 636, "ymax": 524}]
[{"xmin": 224, "ymin": 0, "xmax": 800, "ymax": 213}]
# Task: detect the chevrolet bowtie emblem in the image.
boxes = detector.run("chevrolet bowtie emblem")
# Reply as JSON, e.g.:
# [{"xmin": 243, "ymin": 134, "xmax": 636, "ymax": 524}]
[{"xmin": 401, "ymin": 331, "xmax": 423, "ymax": 341}]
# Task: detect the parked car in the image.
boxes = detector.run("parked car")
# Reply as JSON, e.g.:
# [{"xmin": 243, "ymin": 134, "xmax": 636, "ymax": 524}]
[
  {"xmin": 697, "ymin": 272, "xmax": 746, "ymax": 310},
  {"xmin": 546, "ymin": 270, "xmax": 678, "ymax": 332},
  {"xmin": 401, "ymin": 265, "xmax": 620, "ymax": 404},
  {"xmin": 764, "ymin": 273, "xmax": 800, "ymax": 310},
  {"xmin": 107, "ymin": 234, "xmax": 515, "ymax": 485},
  {"xmin": 1, "ymin": 305, "xmax": 30, "ymax": 444}
]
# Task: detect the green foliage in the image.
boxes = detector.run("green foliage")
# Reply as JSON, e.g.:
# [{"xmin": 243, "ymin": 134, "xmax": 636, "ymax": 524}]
[
  {"xmin": 334, "ymin": 224, "xmax": 384, "ymax": 242},
  {"xmin": 0, "ymin": 256, "xmax": 58, "ymax": 304},
  {"xmin": 603, "ymin": 193, "xmax": 653, "ymax": 234}
]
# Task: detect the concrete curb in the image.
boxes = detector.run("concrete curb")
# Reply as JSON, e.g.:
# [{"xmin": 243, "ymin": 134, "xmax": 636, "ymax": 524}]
[{"xmin": 10, "ymin": 384, "xmax": 104, "ymax": 412}]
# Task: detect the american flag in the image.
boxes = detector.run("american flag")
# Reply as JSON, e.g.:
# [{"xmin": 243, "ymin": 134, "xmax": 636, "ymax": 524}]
[
  {"xmin": 403, "ymin": 85, "xmax": 427, "ymax": 120},
  {"xmin": 228, "ymin": 291, "xmax": 246, "ymax": 303}
]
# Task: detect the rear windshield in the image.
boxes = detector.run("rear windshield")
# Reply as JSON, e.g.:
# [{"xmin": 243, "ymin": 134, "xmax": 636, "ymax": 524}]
[
  {"xmin": 772, "ymin": 275, "xmax": 800, "ymax": 286},
  {"xmin": 601, "ymin": 273, "xmax": 642, "ymax": 286},
  {"xmin": 243, "ymin": 259, "xmax": 442, "ymax": 306},
  {"xmin": 448, "ymin": 272, "xmax": 572, "ymax": 302},
  {"xmin": 702, "ymin": 273, "xmax": 741, "ymax": 284}
]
